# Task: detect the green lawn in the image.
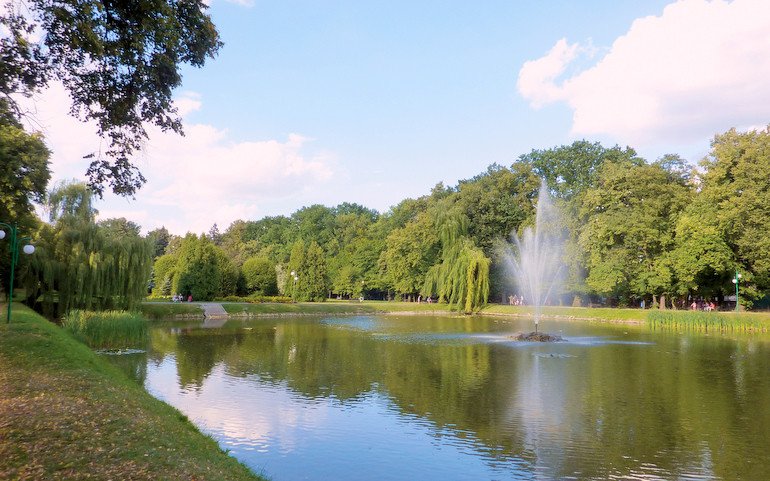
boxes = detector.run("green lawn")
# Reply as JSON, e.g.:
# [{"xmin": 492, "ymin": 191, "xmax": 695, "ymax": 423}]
[
  {"xmin": 222, "ymin": 300, "xmax": 378, "ymax": 315},
  {"xmin": 0, "ymin": 303, "xmax": 264, "ymax": 481},
  {"xmin": 480, "ymin": 304, "xmax": 648, "ymax": 322},
  {"xmin": 139, "ymin": 302, "xmax": 205, "ymax": 319}
]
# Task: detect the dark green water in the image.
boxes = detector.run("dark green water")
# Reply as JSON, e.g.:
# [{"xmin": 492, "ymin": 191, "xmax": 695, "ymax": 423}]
[{"xmin": 109, "ymin": 315, "xmax": 770, "ymax": 480}]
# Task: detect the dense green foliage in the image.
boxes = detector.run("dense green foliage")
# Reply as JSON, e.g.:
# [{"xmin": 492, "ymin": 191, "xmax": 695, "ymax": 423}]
[
  {"xmin": 62, "ymin": 309, "xmax": 147, "ymax": 349},
  {"xmin": 0, "ymin": 0, "xmax": 222, "ymax": 196},
  {"xmin": 242, "ymin": 257, "xmax": 278, "ymax": 295},
  {"xmin": 139, "ymin": 127, "xmax": 770, "ymax": 310},
  {"xmin": 3, "ymin": 123, "xmax": 769, "ymax": 312},
  {"xmin": 422, "ymin": 213, "xmax": 490, "ymax": 313},
  {"xmin": 25, "ymin": 183, "xmax": 153, "ymax": 317},
  {"xmin": 0, "ymin": 105, "xmax": 50, "ymax": 298}
]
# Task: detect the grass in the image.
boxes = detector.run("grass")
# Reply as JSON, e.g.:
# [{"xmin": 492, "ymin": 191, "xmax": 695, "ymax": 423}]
[
  {"xmin": 139, "ymin": 302, "xmax": 204, "ymax": 319},
  {"xmin": 222, "ymin": 300, "xmax": 378, "ymax": 315},
  {"xmin": 62, "ymin": 310, "xmax": 147, "ymax": 349},
  {"xmin": 221, "ymin": 299, "xmax": 456, "ymax": 316},
  {"xmin": 0, "ymin": 303, "xmax": 265, "ymax": 481},
  {"xmin": 480, "ymin": 304, "xmax": 648, "ymax": 322},
  {"xmin": 647, "ymin": 309, "xmax": 770, "ymax": 331}
]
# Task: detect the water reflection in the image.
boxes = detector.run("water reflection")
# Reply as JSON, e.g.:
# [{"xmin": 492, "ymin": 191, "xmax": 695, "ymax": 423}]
[{"xmin": 113, "ymin": 316, "xmax": 770, "ymax": 481}]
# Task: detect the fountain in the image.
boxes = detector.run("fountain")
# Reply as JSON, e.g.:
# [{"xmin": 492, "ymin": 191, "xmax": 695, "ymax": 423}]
[{"xmin": 502, "ymin": 182, "xmax": 566, "ymax": 342}]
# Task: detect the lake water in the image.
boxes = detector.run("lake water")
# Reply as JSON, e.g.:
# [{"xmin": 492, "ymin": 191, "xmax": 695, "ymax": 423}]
[{"xmin": 109, "ymin": 314, "xmax": 770, "ymax": 480}]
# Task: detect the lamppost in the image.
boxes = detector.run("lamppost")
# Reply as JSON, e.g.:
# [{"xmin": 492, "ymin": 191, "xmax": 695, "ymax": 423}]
[
  {"xmin": 290, "ymin": 270, "xmax": 298, "ymax": 303},
  {"xmin": 731, "ymin": 270, "xmax": 742, "ymax": 312},
  {"xmin": 0, "ymin": 222, "xmax": 36, "ymax": 323}
]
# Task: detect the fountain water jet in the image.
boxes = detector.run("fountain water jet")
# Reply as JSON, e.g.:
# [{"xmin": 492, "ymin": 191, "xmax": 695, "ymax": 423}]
[{"xmin": 503, "ymin": 182, "xmax": 566, "ymax": 339}]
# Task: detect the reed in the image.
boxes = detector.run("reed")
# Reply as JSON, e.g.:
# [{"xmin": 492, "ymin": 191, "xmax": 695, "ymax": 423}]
[
  {"xmin": 647, "ymin": 310, "xmax": 768, "ymax": 332},
  {"xmin": 62, "ymin": 309, "xmax": 148, "ymax": 349}
]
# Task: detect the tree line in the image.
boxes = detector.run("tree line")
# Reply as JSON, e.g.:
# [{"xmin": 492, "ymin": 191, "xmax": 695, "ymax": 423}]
[
  {"xmin": 3, "ymin": 117, "xmax": 770, "ymax": 314},
  {"xmin": 146, "ymin": 127, "xmax": 770, "ymax": 311}
]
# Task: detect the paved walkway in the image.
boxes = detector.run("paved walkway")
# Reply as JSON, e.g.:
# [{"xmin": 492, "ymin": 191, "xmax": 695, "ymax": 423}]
[
  {"xmin": 198, "ymin": 302, "xmax": 228, "ymax": 328},
  {"xmin": 199, "ymin": 302, "xmax": 228, "ymax": 319}
]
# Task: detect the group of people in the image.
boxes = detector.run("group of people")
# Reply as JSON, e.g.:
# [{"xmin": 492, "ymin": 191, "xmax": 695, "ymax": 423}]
[
  {"xmin": 172, "ymin": 293, "xmax": 193, "ymax": 303},
  {"xmin": 508, "ymin": 295, "xmax": 524, "ymax": 306},
  {"xmin": 690, "ymin": 300, "xmax": 717, "ymax": 311}
]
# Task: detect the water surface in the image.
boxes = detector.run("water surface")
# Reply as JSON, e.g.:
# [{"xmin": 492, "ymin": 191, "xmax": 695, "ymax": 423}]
[{"xmin": 110, "ymin": 315, "xmax": 770, "ymax": 480}]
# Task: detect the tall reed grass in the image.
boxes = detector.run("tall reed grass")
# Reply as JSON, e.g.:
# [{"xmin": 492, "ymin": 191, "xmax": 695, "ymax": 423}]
[
  {"xmin": 647, "ymin": 310, "xmax": 768, "ymax": 332},
  {"xmin": 62, "ymin": 310, "xmax": 148, "ymax": 349}
]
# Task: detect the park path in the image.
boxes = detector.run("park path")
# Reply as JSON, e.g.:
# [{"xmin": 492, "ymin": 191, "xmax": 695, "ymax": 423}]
[
  {"xmin": 199, "ymin": 302, "xmax": 227, "ymax": 318},
  {"xmin": 199, "ymin": 302, "xmax": 228, "ymax": 328}
]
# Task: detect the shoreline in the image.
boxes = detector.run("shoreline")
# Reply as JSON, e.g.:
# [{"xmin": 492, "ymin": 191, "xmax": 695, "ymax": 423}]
[{"xmin": 0, "ymin": 303, "xmax": 265, "ymax": 481}]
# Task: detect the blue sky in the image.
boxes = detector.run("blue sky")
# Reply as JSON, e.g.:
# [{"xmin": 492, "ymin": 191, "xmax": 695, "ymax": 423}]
[{"xmin": 34, "ymin": 0, "xmax": 770, "ymax": 234}]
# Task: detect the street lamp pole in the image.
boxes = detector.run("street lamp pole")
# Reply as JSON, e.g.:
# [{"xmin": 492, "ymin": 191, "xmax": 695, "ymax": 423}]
[
  {"xmin": 731, "ymin": 270, "xmax": 742, "ymax": 312},
  {"xmin": 0, "ymin": 222, "xmax": 36, "ymax": 323},
  {"xmin": 290, "ymin": 270, "xmax": 298, "ymax": 303}
]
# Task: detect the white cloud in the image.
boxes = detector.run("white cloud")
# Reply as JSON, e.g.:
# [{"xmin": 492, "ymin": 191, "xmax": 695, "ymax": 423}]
[
  {"xmin": 21, "ymin": 83, "xmax": 337, "ymax": 235},
  {"xmin": 517, "ymin": 0, "xmax": 770, "ymax": 147},
  {"xmin": 517, "ymin": 38, "xmax": 580, "ymax": 109}
]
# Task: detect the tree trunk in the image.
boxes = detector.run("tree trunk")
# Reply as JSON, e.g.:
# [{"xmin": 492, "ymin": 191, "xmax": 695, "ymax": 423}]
[{"xmin": 659, "ymin": 295, "xmax": 666, "ymax": 310}]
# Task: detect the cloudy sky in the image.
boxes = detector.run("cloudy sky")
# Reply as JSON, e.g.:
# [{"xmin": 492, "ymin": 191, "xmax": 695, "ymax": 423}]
[{"xmin": 28, "ymin": 0, "xmax": 770, "ymax": 235}]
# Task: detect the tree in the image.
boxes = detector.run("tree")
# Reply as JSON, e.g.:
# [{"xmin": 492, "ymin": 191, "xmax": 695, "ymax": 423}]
[
  {"xmin": 98, "ymin": 217, "xmax": 141, "ymax": 238},
  {"xmin": 455, "ymin": 163, "xmax": 539, "ymax": 254},
  {"xmin": 285, "ymin": 240, "xmax": 306, "ymax": 298},
  {"xmin": 0, "ymin": 106, "xmax": 50, "ymax": 296},
  {"xmin": 422, "ymin": 212, "xmax": 490, "ymax": 313},
  {"xmin": 26, "ymin": 181, "xmax": 153, "ymax": 317},
  {"xmin": 242, "ymin": 257, "xmax": 277, "ymax": 295},
  {"xmin": 215, "ymin": 248, "xmax": 240, "ymax": 297},
  {"xmin": 326, "ymin": 206, "xmax": 379, "ymax": 298},
  {"xmin": 518, "ymin": 140, "xmax": 643, "ymax": 200},
  {"xmin": 207, "ymin": 223, "xmax": 223, "ymax": 246},
  {"xmin": 174, "ymin": 234, "xmax": 221, "ymax": 301},
  {"xmin": 46, "ymin": 180, "xmax": 98, "ymax": 222},
  {"xmin": 303, "ymin": 241, "xmax": 328, "ymax": 301},
  {"xmin": 379, "ymin": 212, "xmax": 440, "ymax": 299},
  {"xmin": 578, "ymin": 161, "xmax": 692, "ymax": 305},
  {"xmin": 0, "ymin": 107, "xmax": 50, "ymax": 223},
  {"xmin": 681, "ymin": 127, "xmax": 770, "ymax": 305},
  {"xmin": 1, "ymin": 0, "xmax": 222, "ymax": 196},
  {"xmin": 283, "ymin": 240, "xmax": 328, "ymax": 302},
  {"xmin": 293, "ymin": 204, "xmax": 336, "ymax": 248},
  {"xmin": 147, "ymin": 226, "xmax": 171, "ymax": 259},
  {"xmin": 151, "ymin": 253, "xmax": 178, "ymax": 297}
]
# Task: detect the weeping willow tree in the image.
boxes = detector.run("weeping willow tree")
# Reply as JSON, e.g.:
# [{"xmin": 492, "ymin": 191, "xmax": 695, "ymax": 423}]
[
  {"xmin": 422, "ymin": 212, "xmax": 490, "ymax": 313},
  {"xmin": 25, "ymin": 182, "xmax": 153, "ymax": 318}
]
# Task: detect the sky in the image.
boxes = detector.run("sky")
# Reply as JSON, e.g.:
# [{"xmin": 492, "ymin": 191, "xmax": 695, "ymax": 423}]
[{"xmin": 24, "ymin": 0, "xmax": 770, "ymax": 235}]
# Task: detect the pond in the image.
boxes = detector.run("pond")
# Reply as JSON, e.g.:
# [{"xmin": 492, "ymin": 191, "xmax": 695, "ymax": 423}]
[{"xmin": 108, "ymin": 315, "xmax": 770, "ymax": 480}]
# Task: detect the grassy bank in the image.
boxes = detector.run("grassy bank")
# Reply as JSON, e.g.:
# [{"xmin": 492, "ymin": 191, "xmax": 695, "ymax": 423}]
[
  {"xmin": 0, "ymin": 303, "xmax": 264, "ymax": 481},
  {"xmin": 221, "ymin": 300, "xmax": 455, "ymax": 316},
  {"xmin": 222, "ymin": 300, "xmax": 378, "ymax": 315},
  {"xmin": 139, "ymin": 302, "xmax": 205, "ymax": 319},
  {"xmin": 480, "ymin": 304, "xmax": 648, "ymax": 322}
]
